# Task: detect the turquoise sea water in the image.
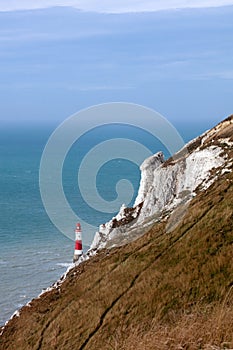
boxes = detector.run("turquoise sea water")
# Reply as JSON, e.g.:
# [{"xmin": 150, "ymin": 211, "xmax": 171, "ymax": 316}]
[
  {"xmin": 0, "ymin": 125, "xmax": 74, "ymax": 324},
  {"xmin": 0, "ymin": 121, "xmax": 210, "ymax": 325}
]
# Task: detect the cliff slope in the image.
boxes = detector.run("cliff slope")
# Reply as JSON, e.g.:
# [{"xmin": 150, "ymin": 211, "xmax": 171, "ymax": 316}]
[{"xmin": 0, "ymin": 116, "xmax": 232, "ymax": 350}]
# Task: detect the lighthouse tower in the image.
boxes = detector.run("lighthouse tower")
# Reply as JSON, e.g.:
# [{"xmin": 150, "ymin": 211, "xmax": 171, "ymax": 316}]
[{"xmin": 73, "ymin": 223, "xmax": 83, "ymax": 263}]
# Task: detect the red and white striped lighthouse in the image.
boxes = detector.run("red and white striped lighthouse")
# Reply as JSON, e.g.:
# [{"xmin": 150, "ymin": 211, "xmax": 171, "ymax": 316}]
[{"xmin": 73, "ymin": 222, "xmax": 83, "ymax": 263}]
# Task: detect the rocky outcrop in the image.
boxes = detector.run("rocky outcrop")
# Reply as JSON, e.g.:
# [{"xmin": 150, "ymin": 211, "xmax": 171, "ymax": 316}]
[{"xmin": 90, "ymin": 115, "xmax": 233, "ymax": 252}]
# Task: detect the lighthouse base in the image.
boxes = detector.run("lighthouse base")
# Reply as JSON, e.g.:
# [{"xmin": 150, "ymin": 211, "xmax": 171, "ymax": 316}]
[{"xmin": 73, "ymin": 253, "xmax": 83, "ymax": 263}]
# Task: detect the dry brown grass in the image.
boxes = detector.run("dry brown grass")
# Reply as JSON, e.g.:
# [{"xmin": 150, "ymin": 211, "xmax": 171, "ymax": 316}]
[
  {"xmin": 108, "ymin": 292, "xmax": 233, "ymax": 350},
  {"xmin": 0, "ymin": 155, "xmax": 232, "ymax": 350}
]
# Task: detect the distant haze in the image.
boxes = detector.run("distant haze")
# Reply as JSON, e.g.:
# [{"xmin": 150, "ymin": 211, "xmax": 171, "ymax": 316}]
[
  {"xmin": 0, "ymin": 3, "xmax": 232, "ymax": 128},
  {"xmin": 1, "ymin": 0, "xmax": 233, "ymax": 13}
]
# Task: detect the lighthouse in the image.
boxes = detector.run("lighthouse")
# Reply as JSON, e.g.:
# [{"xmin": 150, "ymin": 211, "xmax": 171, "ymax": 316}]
[{"xmin": 73, "ymin": 222, "xmax": 83, "ymax": 263}]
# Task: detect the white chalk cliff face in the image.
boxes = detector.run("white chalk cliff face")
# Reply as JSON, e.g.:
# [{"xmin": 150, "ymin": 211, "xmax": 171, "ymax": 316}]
[{"xmin": 90, "ymin": 116, "xmax": 233, "ymax": 252}]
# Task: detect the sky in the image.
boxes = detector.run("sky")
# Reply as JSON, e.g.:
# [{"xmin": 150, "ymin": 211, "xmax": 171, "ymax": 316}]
[
  {"xmin": 0, "ymin": 1, "xmax": 233, "ymax": 132},
  {"xmin": 1, "ymin": 0, "xmax": 233, "ymax": 13}
]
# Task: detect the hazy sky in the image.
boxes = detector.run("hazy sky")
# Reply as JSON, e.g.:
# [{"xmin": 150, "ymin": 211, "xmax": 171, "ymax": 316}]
[
  {"xmin": 1, "ymin": 0, "xmax": 233, "ymax": 12},
  {"xmin": 0, "ymin": 1, "xmax": 233, "ymax": 129}
]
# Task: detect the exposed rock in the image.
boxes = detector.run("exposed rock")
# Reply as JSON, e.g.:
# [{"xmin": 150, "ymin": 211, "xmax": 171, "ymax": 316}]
[{"xmin": 90, "ymin": 115, "xmax": 233, "ymax": 252}]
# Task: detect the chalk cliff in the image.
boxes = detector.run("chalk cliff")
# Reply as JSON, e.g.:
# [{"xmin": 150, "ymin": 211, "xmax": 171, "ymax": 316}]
[
  {"xmin": 90, "ymin": 116, "xmax": 233, "ymax": 252},
  {"xmin": 0, "ymin": 115, "xmax": 232, "ymax": 350}
]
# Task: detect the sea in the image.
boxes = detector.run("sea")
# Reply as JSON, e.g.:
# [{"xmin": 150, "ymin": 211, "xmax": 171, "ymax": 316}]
[{"xmin": 0, "ymin": 120, "xmax": 211, "ymax": 325}]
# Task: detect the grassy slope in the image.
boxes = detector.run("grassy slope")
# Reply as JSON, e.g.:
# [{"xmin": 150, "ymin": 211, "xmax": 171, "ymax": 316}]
[
  {"xmin": 1, "ymin": 117, "xmax": 233, "ymax": 350},
  {"xmin": 0, "ymin": 158, "xmax": 232, "ymax": 349}
]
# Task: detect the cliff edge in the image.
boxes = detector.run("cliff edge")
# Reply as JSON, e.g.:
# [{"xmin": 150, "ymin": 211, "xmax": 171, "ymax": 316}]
[
  {"xmin": 90, "ymin": 115, "xmax": 233, "ymax": 251},
  {"xmin": 0, "ymin": 116, "xmax": 232, "ymax": 350}
]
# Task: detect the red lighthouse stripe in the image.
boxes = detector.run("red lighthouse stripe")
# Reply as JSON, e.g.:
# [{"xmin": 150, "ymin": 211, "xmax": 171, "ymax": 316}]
[{"xmin": 75, "ymin": 241, "xmax": 82, "ymax": 250}]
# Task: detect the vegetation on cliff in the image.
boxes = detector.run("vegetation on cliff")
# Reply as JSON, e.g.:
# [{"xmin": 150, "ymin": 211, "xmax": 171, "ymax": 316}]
[{"xmin": 0, "ymin": 118, "xmax": 232, "ymax": 350}]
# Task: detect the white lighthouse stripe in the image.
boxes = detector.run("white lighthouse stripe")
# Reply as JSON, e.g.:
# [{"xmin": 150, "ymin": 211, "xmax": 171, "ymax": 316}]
[
  {"xmin": 75, "ymin": 233, "xmax": 82, "ymax": 240},
  {"xmin": 74, "ymin": 250, "xmax": 83, "ymax": 255}
]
